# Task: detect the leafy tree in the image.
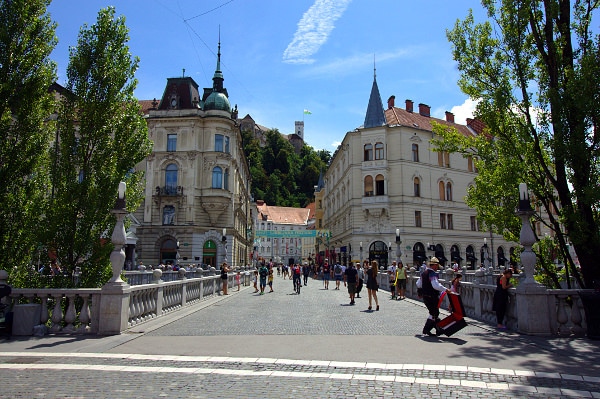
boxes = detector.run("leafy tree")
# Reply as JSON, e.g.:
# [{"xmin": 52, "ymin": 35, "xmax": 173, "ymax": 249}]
[
  {"xmin": 46, "ymin": 7, "xmax": 152, "ymax": 287},
  {"xmin": 0, "ymin": 0, "xmax": 57, "ymax": 286},
  {"xmin": 437, "ymin": 0, "xmax": 600, "ymax": 288}
]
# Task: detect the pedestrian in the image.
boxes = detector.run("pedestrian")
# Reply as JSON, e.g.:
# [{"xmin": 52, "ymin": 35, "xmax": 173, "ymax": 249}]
[
  {"xmin": 492, "ymin": 269, "xmax": 513, "ymax": 329},
  {"xmin": 302, "ymin": 262, "xmax": 310, "ymax": 286},
  {"xmin": 235, "ymin": 271, "xmax": 241, "ymax": 291},
  {"xmin": 395, "ymin": 261, "xmax": 407, "ymax": 300},
  {"xmin": 366, "ymin": 260, "xmax": 380, "ymax": 311},
  {"xmin": 355, "ymin": 262, "xmax": 364, "ymax": 298},
  {"xmin": 322, "ymin": 259, "xmax": 331, "ymax": 290},
  {"xmin": 344, "ymin": 262, "xmax": 358, "ymax": 305},
  {"xmin": 451, "ymin": 273, "xmax": 462, "ymax": 294},
  {"xmin": 416, "ymin": 257, "xmax": 450, "ymax": 336},
  {"xmin": 333, "ymin": 262, "xmax": 344, "ymax": 290},
  {"xmin": 258, "ymin": 263, "xmax": 269, "ymax": 295},
  {"xmin": 252, "ymin": 270, "xmax": 259, "ymax": 293},
  {"xmin": 268, "ymin": 265, "xmax": 274, "ymax": 292},
  {"xmin": 388, "ymin": 261, "xmax": 397, "ymax": 299},
  {"xmin": 220, "ymin": 262, "xmax": 230, "ymax": 295}
]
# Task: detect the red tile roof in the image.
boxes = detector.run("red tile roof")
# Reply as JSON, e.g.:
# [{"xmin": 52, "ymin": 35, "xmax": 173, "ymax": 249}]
[{"xmin": 384, "ymin": 106, "xmax": 477, "ymax": 137}]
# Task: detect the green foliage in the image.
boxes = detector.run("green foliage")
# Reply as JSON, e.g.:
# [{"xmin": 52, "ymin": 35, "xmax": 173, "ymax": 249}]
[
  {"xmin": 0, "ymin": 0, "xmax": 57, "ymax": 287},
  {"xmin": 44, "ymin": 7, "xmax": 152, "ymax": 288},
  {"xmin": 241, "ymin": 128, "xmax": 329, "ymax": 207},
  {"xmin": 440, "ymin": 1, "xmax": 600, "ymax": 288}
]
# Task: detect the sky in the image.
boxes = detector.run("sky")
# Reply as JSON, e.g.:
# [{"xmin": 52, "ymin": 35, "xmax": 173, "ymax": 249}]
[{"xmin": 47, "ymin": 0, "xmax": 487, "ymax": 152}]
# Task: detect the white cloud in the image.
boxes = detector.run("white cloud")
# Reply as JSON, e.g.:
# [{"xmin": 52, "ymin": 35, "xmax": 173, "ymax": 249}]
[
  {"xmin": 451, "ymin": 98, "xmax": 478, "ymax": 124},
  {"xmin": 283, "ymin": 0, "xmax": 352, "ymax": 64},
  {"xmin": 331, "ymin": 140, "xmax": 342, "ymax": 149}
]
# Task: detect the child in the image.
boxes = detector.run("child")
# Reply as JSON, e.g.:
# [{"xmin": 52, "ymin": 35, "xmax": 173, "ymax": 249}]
[
  {"xmin": 253, "ymin": 270, "xmax": 259, "ymax": 293},
  {"xmin": 268, "ymin": 267, "xmax": 274, "ymax": 292},
  {"xmin": 235, "ymin": 271, "xmax": 241, "ymax": 291},
  {"xmin": 449, "ymin": 273, "xmax": 462, "ymax": 311}
]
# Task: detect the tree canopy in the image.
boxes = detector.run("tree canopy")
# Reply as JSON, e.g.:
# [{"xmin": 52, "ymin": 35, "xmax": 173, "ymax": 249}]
[{"xmin": 435, "ymin": 0, "xmax": 600, "ymax": 288}]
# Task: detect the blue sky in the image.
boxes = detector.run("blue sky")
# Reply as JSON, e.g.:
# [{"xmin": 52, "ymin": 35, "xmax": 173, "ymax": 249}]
[{"xmin": 47, "ymin": 1, "xmax": 486, "ymax": 152}]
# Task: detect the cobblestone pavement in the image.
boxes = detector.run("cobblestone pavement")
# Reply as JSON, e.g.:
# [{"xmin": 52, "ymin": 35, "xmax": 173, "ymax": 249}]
[{"xmin": 1, "ymin": 277, "xmax": 599, "ymax": 398}]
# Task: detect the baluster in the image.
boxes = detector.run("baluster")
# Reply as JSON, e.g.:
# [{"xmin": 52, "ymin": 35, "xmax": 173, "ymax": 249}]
[
  {"xmin": 50, "ymin": 294, "xmax": 63, "ymax": 333},
  {"xmin": 128, "ymin": 292, "xmax": 135, "ymax": 327},
  {"xmin": 39, "ymin": 295, "xmax": 49, "ymax": 326},
  {"xmin": 142, "ymin": 289, "xmax": 150, "ymax": 320},
  {"xmin": 556, "ymin": 294, "xmax": 569, "ymax": 336},
  {"xmin": 133, "ymin": 291, "xmax": 142, "ymax": 324},
  {"xmin": 63, "ymin": 294, "xmax": 77, "ymax": 333},
  {"xmin": 570, "ymin": 294, "xmax": 584, "ymax": 335},
  {"xmin": 78, "ymin": 294, "xmax": 91, "ymax": 333}
]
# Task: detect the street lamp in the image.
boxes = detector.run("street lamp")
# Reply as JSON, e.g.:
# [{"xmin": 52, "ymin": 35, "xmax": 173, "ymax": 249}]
[
  {"xmin": 482, "ymin": 237, "xmax": 489, "ymax": 269},
  {"xmin": 395, "ymin": 228, "xmax": 402, "ymax": 263},
  {"xmin": 517, "ymin": 182, "xmax": 540, "ymax": 287},
  {"xmin": 360, "ymin": 242, "xmax": 363, "ymax": 266},
  {"xmin": 222, "ymin": 228, "xmax": 227, "ymax": 265}
]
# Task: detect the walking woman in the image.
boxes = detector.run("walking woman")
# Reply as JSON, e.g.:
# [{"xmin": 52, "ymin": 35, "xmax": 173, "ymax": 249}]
[
  {"xmin": 220, "ymin": 262, "xmax": 230, "ymax": 295},
  {"xmin": 366, "ymin": 260, "xmax": 380, "ymax": 311},
  {"xmin": 492, "ymin": 269, "xmax": 513, "ymax": 329}
]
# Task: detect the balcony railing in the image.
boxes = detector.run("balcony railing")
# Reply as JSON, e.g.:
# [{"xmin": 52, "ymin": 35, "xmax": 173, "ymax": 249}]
[{"xmin": 155, "ymin": 185, "xmax": 183, "ymax": 196}]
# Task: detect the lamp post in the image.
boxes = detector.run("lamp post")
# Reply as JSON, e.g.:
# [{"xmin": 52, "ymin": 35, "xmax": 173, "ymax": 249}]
[
  {"xmin": 108, "ymin": 182, "xmax": 127, "ymax": 283},
  {"xmin": 395, "ymin": 228, "xmax": 402, "ymax": 263},
  {"xmin": 359, "ymin": 242, "xmax": 363, "ymax": 266},
  {"xmin": 483, "ymin": 237, "xmax": 489, "ymax": 269},
  {"xmin": 517, "ymin": 183, "xmax": 541, "ymax": 287},
  {"xmin": 222, "ymin": 228, "xmax": 227, "ymax": 265}
]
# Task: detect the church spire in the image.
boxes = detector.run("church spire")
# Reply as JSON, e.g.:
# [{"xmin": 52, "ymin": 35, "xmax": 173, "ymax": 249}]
[
  {"xmin": 363, "ymin": 57, "xmax": 386, "ymax": 128},
  {"xmin": 212, "ymin": 29, "xmax": 224, "ymax": 92}
]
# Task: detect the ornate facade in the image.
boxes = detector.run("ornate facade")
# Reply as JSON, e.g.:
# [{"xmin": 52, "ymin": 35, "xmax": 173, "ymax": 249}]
[
  {"xmin": 133, "ymin": 43, "xmax": 252, "ymax": 268},
  {"xmin": 321, "ymin": 71, "xmax": 515, "ymax": 269}
]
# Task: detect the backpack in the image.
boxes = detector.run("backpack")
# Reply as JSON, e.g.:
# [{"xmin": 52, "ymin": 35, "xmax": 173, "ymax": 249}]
[
  {"xmin": 259, "ymin": 267, "xmax": 268, "ymax": 277},
  {"xmin": 294, "ymin": 266, "xmax": 301, "ymax": 275},
  {"xmin": 334, "ymin": 264, "xmax": 342, "ymax": 274}
]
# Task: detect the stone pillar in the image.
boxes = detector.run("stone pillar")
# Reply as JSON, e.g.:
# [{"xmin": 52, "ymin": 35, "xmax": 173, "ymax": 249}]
[
  {"xmin": 98, "ymin": 182, "xmax": 131, "ymax": 335},
  {"xmin": 515, "ymin": 183, "xmax": 550, "ymax": 335}
]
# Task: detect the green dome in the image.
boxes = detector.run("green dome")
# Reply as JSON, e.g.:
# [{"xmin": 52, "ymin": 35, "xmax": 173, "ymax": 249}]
[{"xmin": 204, "ymin": 91, "xmax": 230, "ymax": 112}]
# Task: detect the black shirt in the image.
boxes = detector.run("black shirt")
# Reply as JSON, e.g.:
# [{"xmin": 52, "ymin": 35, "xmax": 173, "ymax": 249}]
[{"xmin": 345, "ymin": 267, "xmax": 358, "ymax": 283}]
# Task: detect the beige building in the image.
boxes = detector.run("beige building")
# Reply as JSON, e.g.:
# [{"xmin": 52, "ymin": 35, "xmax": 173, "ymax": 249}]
[
  {"xmin": 133, "ymin": 43, "xmax": 252, "ymax": 268},
  {"xmin": 254, "ymin": 200, "xmax": 312, "ymax": 266},
  {"xmin": 321, "ymin": 72, "xmax": 514, "ymax": 269}
]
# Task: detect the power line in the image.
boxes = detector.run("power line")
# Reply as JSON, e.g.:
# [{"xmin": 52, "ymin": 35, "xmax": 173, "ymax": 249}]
[{"xmin": 184, "ymin": 0, "xmax": 235, "ymax": 22}]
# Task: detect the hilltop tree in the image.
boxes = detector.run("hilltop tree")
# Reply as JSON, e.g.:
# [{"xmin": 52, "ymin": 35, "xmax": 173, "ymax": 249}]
[
  {"xmin": 0, "ymin": 0, "xmax": 57, "ymax": 284},
  {"xmin": 46, "ymin": 7, "xmax": 152, "ymax": 287},
  {"xmin": 436, "ymin": 0, "xmax": 600, "ymax": 288}
]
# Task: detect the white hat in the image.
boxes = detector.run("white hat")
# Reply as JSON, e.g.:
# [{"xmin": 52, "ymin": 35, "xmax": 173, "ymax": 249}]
[{"xmin": 430, "ymin": 257, "xmax": 440, "ymax": 264}]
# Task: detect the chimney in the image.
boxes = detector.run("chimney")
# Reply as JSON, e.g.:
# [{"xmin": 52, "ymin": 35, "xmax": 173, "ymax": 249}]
[
  {"xmin": 445, "ymin": 111, "xmax": 455, "ymax": 123},
  {"xmin": 405, "ymin": 99, "xmax": 414, "ymax": 113},
  {"xmin": 418, "ymin": 103, "xmax": 431, "ymax": 117},
  {"xmin": 387, "ymin": 95, "xmax": 395, "ymax": 109}
]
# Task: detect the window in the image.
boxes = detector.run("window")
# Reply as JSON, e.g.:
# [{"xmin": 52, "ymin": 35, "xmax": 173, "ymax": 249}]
[
  {"xmin": 415, "ymin": 211, "xmax": 422, "ymax": 227},
  {"xmin": 413, "ymin": 177, "xmax": 420, "ymax": 197},
  {"xmin": 224, "ymin": 136, "xmax": 230, "ymax": 153},
  {"xmin": 470, "ymin": 216, "xmax": 478, "ymax": 231},
  {"xmin": 447, "ymin": 214, "xmax": 453, "ymax": 230},
  {"xmin": 167, "ymin": 134, "xmax": 177, "ymax": 152},
  {"xmin": 445, "ymin": 182, "xmax": 453, "ymax": 201},
  {"xmin": 212, "ymin": 166, "xmax": 223, "ymax": 188},
  {"xmin": 438, "ymin": 151, "xmax": 450, "ymax": 167},
  {"xmin": 364, "ymin": 144, "xmax": 373, "ymax": 161},
  {"xmin": 163, "ymin": 205, "xmax": 175, "ymax": 225},
  {"xmin": 165, "ymin": 163, "xmax": 178, "ymax": 194},
  {"xmin": 224, "ymin": 168, "xmax": 229, "ymax": 190},
  {"xmin": 440, "ymin": 213, "xmax": 447, "ymax": 229},
  {"xmin": 374, "ymin": 142, "xmax": 384, "ymax": 160},
  {"xmin": 439, "ymin": 181, "xmax": 445, "ymax": 200},
  {"xmin": 467, "ymin": 156, "xmax": 474, "ymax": 172},
  {"xmin": 215, "ymin": 134, "xmax": 224, "ymax": 152},
  {"xmin": 375, "ymin": 174, "xmax": 385, "ymax": 195},
  {"xmin": 364, "ymin": 176, "xmax": 374, "ymax": 196},
  {"xmin": 412, "ymin": 144, "xmax": 419, "ymax": 162}
]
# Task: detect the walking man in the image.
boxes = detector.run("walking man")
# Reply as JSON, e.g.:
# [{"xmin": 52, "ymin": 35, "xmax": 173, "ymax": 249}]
[
  {"xmin": 333, "ymin": 262, "xmax": 344, "ymax": 290},
  {"xmin": 322, "ymin": 259, "xmax": 331, "ymax": 289},
  {"xmin": 344, "ymin": 262, "xmax": 358, "ymax": 305},
  {"xmin": 416, "ymin": 257, "xmax": 450, "ymax": 336},
  {"xmin": 258, "ymin": 263, "xmax": 269, "ymax": 295}
]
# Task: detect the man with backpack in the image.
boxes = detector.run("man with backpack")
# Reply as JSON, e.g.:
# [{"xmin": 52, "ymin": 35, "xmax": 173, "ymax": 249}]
[
  {"xmin": 258, "ymin": 263, "xmax": 269, "ymax": 295},
  {"xmin": 416, "ymin": 257, "xmax": 451, "ymax": 336},
  {"xmin": 333, "ymin": 262, "xmax": 345, "ymax": 290},
  {"xmin": 291, "ymin": 263, "xmax": 302, "ymax": 294}
]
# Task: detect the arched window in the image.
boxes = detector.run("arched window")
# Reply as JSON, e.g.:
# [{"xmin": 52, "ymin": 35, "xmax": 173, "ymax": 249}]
[
  {"xmin": 364, "ymin": 175, "xmax": 373, "ymax": 196},
  {"xmin": 374, "ymin": 142, "xmax": 384, "ymax": 160},
  {"xmin": 438, "ymin": 181, "xmax": 445, "ymax": 200},
  {"xmin": 165, "ymin": 163, "xmax": 178, "ymax": 194},
  {"xmin": 413, "ymin": 177, "xmax": 420, "ymax": 197},
  {"xmin": 412, "ymin": 144, "xmax": 419, "ymax": 162},
  {"xmin": 445, "ymin": 182, "xmax": 453, "ymax": 201},
  {"xmin": 212, "ymin": 166, "xmax": 223, "ymax": 188},
  {"xmin": 364, "ymin": 144, "xmax": 373, "ymax": 161},
  {"xmin": 375, "ymin": 174, "xmax": 385, "ymax": 195}
]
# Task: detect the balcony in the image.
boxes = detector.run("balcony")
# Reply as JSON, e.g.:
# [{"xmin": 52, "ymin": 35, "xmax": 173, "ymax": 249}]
[
  {"xmin": 155, "ymin": 185, "xmax": 183, "ymax": 196},
  {"xmin": 362, "ymin": 194, "xmax": 389, "ymax": 216}
]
